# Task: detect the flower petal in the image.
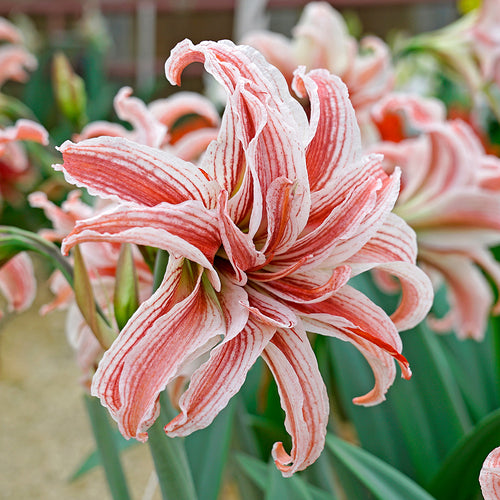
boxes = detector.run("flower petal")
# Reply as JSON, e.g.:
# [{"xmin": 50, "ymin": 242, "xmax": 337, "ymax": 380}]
[
  {"xmin": 297, "ymin": 284, "xmax": 409, "ymax": 405},
  {"xmin": 55, "ymin": 137, "xmax": 219, "ymax": 208},
  {"xmin": 480, "ymin": 446, "xmax": 500, "ymax": 500},
  {"xmin": 292, "ymin": 67, "xmax": 361, "ymax": 191},
  {"xmin": 0, "ymin": 252, "xmax": 36, "ymax": 315},
  {"xmin": 262, "ymin": 325, "xmax": 329, "ymax": 477},
  {"xmin": 347, "ymin": 213, "xmax": 434, "ymax": 330},
  {"xmin": 419, "ymin": 249, "xmax": 492, "ymax": 340},
  {"xmin": 164, "ymin": 316, "xmax": 275, "ymax": 436},
  {"xmin": 61, "ymin": 200, "xmax": 221, "ymax": 289},
  {"xmin": 113, "ymin": 87, "xmax": 167, "ymax": 148}
]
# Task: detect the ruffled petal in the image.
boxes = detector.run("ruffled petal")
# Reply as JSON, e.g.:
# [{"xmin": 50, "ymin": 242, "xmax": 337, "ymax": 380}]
[
  {"xmin": 419, "ymin": 249, "xmax": 492, "ymax": 340},
  {"xmin": 347, "ymin": 213, "xmax": 434, "ymax": 330},
  {"xmin": 55, "ymin": 137, "xmax": 219, "ymax": 208},
  {"xmin": 149, "ymin": 91, "xmax": 221, "ymax": 130},
  {"xmin": 480, "ymin": 447, "xmax": 500, "ymax": 500},
  {"xmin": 113, "ymin": 87, "xmax": 167, "ymax": 148},
  {"xmin": 292, "ymin": 67, "xmax": 361, "ymax": 191},
  {"xmin": 297, "ymin": 284, "xmax": 409, "ymax": 405},
  {"xmin": 164, "ymin": 316, "xmax": 275, "ymax": 436},
  {"xmin": 262, "ymin": 325, "xmax": 329, "ymax": 477},
  {"xmin": 61, "ymin": 200, "xmax": 222, "ymax": 289}
]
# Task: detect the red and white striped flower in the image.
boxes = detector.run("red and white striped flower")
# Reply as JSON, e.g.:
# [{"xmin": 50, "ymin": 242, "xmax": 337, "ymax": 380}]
[{"xmin": 55, "ymin": 40, "xmax": 432, "ymax": 475}]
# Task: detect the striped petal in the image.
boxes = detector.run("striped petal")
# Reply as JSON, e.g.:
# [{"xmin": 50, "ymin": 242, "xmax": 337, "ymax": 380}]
[
  {"xmin": 55, "ymin": 137, "xmax": 219, "ymax": 208},
  {"xmin": 262, "ymin": 325, "xmax": 329, "ymax": 477},
  {"xmin": 292, "ymin": 67, "xmax": 361, "ymax": 192},
  {"xmin": 347, "ymin": 213, "xmax": 434, "ymax": 330},
  {"xmin": 419, "ymin": 249, "xmax": 493, "ymax": 340},
  {"xmin": 61, "ymin": 201, "xmax": 221, "ymax": 289},
  {"xmin": 297, "ymin": 284, "xmax": 410, "ymax": 405},
  {"xmin": 165, "ymin": 316, "xmax": 275, "ymax": 436}
]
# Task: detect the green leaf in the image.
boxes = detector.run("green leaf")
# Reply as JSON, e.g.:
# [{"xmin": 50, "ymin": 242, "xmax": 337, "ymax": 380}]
[
  {"xmin": 147, "ymin": 393, "xmax": 197, "ymax": 500},
  {"xmin": 236, "ymin": 453, "xmax": 332, "ymax": 500},
  {"xmin": 326, "ymin": 434, "xmax": 435, "ymax": 500},
  {"xmin": 113, "ymin": 243, "xmax": 139, "ymax": 330},
  {"xmin": 84, "ymin": 394, "xmax": 132, "ymax": 500},
  {"xmin": 70, "ymin": 428, "xmax": 137, "ymax": 481},
  {"xmin": 428, "ymin": 408, "xmax": 500, "ymax": 500}
]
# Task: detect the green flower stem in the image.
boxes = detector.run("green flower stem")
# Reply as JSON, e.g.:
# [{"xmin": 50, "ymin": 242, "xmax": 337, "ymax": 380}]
[
  {"xmin": 148, "ymin": 393, "xmax": 198, "ymax": 500},
  {"xmin": 84, "ymin": 394, "xmax": 132, "ymax": 500}
]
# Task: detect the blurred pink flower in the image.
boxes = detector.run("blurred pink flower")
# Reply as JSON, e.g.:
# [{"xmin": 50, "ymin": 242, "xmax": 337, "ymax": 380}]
[
  {"xmin": 0, "ymin": 252, "xmax": 36, "ymax": 318},
  {"xmin": 55, "ymin": 40, "xmax": 432, "ymax": 475},
  {"xmin": 0, "ymin": 17, "xmax": 37, "ymax": 87},
  {"xmin": 76, "ymin": 86, "xmax": 220, "ymax": 162},
  {"xmin": 480, "ymin": 446, "xmax": 500, "ymax": 500},
  {"xmin": 0, "ymin": 119, "xmax": 48, "ymax": 204},
  {"xmin": 469, "ymin": 0, "xmax": 500, "ymax": 87},
  {"xmin": 370, "ymin": 93, "xmax": 500, "ymax": 339},
  {"xmin": 243, "ymin": 2, "xmax": 394, "ymax": 130}
]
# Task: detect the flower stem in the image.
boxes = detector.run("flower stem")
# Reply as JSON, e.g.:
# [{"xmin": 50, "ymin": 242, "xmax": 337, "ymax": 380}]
[
  {"xmin": 147, "ymin": 393, "xmax": 198, "ymax": 500},
  {"xmin": 84, "ymin": 394, "xmax": 132, "ymax": 500}
]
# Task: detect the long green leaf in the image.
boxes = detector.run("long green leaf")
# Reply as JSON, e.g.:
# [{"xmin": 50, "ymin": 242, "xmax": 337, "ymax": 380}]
[
  {"xmin": 84, "ymin": 395, "xmax": 132, "ymax": 500},
  {"xmin": 70, "ymin": 428, "xmax": 137, "ymax": 481},
  {"xmin": 236, "ymin": 453, "xmax": 332, "ymax": 500},
  {"xmin": 428, "ymin": 408, "xmax": 500, "ymax": 500},
  {"xmin": 326, "ymin": 434, "xmax": 435, "ymax": 500},
  {"xmin": 184, "ymin": 400, "xmax": 236, "ymax": 500}
]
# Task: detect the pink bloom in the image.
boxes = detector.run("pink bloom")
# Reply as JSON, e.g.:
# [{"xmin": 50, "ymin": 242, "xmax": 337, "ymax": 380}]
[
  {"xmin": 480, "ymin": 446, "xmax": 500, "ymax": 500},
  {"xmin": 243, "ymin": 2, "xmax": 394, "ymax": 130},
  {"xmin": 0, "ymin": 252, "xmax": 36, "ymax": 318},
  {"xmin": 370, "ymin": 93, "xmax": 500, "ymax": 339},
  {"xmin": 0, "ymin": 119, "xmax": 48, "ymax": 203},
  {"xmin": 55, "ymin": 40, "xmax": 432, "ymax": 475}
]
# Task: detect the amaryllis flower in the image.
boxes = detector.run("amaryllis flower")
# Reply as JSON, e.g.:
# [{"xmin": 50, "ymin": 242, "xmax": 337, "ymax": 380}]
[
  {"xmin": 55, "ymin": 39, "xmax": 432, "ymax": 475},
  {"xmin": 480, "ymin": 446, "xmax": 500, "ymax": 500},
  {"xmin": 242, "ymin": 2, "xmax": 394, "ymax": 132},
  {"xmin": 370, "ymin": 93, "xmax": 500, "ymax": 339},
  {"xmin": 76, "ymin": 86, "xmax": 220, "ymax": 162}
]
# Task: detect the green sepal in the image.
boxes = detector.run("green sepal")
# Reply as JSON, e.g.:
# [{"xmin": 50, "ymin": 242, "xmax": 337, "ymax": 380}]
[{"xmin": 73, "ymin": 245, "xmax": 116, "ymax": 349}]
